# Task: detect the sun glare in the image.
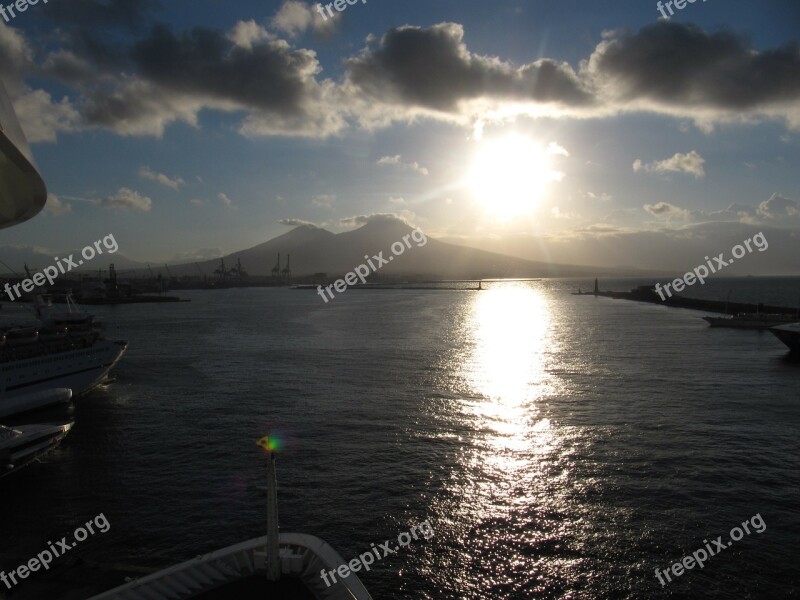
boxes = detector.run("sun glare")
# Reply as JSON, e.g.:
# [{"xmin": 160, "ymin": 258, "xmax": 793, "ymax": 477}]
[{"xmin": 468, "ymin": 134, "xmax": 562, "ymax": 220}]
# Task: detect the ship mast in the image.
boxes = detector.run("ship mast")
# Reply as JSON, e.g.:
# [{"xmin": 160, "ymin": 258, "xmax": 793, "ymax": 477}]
[{"xmin": 257, "ymin": 435, "xmax": 281, "ymax": 581}]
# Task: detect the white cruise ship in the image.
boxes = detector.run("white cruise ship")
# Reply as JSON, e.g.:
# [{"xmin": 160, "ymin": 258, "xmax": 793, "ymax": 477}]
[
  {"xmin": 0, "ymin": 81, "xmax": 127, "ymax": 407},
  {"xmin": 1, "ymin": 298, "xmax": 127, "ymax": 400}
]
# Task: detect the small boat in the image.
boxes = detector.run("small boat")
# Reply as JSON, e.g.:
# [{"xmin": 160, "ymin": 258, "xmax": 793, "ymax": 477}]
[
  {"xmin": 769, "ymin": 323, "xmax": 800, "ymax": 352},
  {"xmin": 0, "ymin": 422, "xmax": 72, "ymax": 479},
  {"xmin": 702, "ymin": 313, "xmax": 799, "ymax": 330},
  {"xmin": 0, "ymin": 388, "xmax": 72, "ymax": 419}
]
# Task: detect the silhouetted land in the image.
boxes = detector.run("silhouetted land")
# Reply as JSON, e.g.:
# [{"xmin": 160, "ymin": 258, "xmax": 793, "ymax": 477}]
[{"xmin": 576, "ymin": 285, "xmax": 800, "ymax": 316}]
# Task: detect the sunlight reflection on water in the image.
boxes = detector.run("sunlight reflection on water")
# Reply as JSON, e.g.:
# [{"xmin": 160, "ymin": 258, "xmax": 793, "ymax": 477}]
[{"xmin": 424, "ymin": 282, "xmax": 581, "ymax": 597}]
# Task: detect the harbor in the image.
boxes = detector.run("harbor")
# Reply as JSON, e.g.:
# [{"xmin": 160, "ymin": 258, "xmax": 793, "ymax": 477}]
[
  {"xmin": 575, "ymin": 278, "xmax": 800, "ymax": 319},
  {"xmin": 2, "ymin": 2, "xmax": 799, "ymax": 598}
]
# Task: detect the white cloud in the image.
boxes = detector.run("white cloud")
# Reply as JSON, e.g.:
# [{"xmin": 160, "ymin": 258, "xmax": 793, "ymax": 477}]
[
  {"xmin": 100, "ymin": 188, "xmax": 152, "ymax": 212},
  {"xmin": 312, "ymin": 194, "xmax": 335, "ymax": 209},
  {"xmin": 42, "ymin": 193, "xmax": 72, "ymax": 216},
  {"xmin": 228, "ymin": 20, "xmax": 273, "ymax": 49},
  {"xmin": 546, "ymin": 142, "xmax": 569, "ymax": 156},
  {"xmin": 643, "ymin": 201, "xmax": 691, "ymax": 220},
  {"xmin": 340, "ymin": 212, "xmax": 415, "ymax": 227},
  {"xmin": 278, "ymin": 218, "xmax": 316, "ymax": 226},
  {"xmin": 634, "ymin": 151, "xmax": 706, "ymax": 178},
  {"xmin": 756, "ymin": 193, "xmax": 800, "ymax": 220},
  {"xmin": 218, "ymin": 192, "xmax": 234, "ymax": 207},
  {"xmin": 271, "ymin": 1, "xmax": 335, "ymax": 37},
  {"xmin": 550, "ymin": 206, "xmax": 579, "ymax": 220},
  {"xmin": 583, "ymin": 191, "xmax": 613, "ymax": 202},
  {"xmin": 139, "ymin": 166, "xmax": 185, "ymax": 191},
  {"xmin": 376, "ymin": 154, "xmax": 429, "ymax": 175},
  {"xmin": 12, "ymin": 88, "xmax": 80, "ymax": 144}
]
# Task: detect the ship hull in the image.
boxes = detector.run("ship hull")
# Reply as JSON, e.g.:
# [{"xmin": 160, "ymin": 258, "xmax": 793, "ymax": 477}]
[
  {"xmin": 0, "ymin": 340, "xmax": 127, "ymax": 398},
  {"xmin": 769, "ymin": 324, "xmax": 800, "ymax": 352},
  {"xmin": 702, "ymin": 316, "xmax": 798, "ymax": 330}
]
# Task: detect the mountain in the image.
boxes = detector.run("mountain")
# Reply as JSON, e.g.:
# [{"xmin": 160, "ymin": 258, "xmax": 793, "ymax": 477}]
[
  {"xmin": 160, "ymin": 217, "xmax": 641, "ymax": 279},
  {"xmin": 0, "ymin": 244, "xmax": 145, "ymax": 275}
]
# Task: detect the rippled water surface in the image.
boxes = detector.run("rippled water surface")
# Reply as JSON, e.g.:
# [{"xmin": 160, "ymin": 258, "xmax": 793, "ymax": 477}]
[{"xmin": 2, "ymin": 279, "xmax": 799, "ymax": 599}]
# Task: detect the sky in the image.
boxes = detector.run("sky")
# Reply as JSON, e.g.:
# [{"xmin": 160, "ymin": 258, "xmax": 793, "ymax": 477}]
[{"xmin": 1, "ymin": 0, "xmax": 799, "ymax": 272}]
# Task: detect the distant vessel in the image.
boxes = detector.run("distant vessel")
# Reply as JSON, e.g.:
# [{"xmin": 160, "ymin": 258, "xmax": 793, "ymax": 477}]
[
  {"xmin": 769, "ymin": 323, "xmax": 800, "ymax": 352},
  {"xmin": 702, "ymin": 313, "xmax": 799, "ymax": 330},
  {"xmin": 0, "ymin": 422, "xmax": 72, "ymax": 479},
  {"xmin": 0, "ymin": 296, "xmax": 127, "ymax": 401}
]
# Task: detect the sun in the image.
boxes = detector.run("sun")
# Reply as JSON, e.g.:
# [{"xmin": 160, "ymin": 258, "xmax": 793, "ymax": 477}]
[{"xmin": 468, "ymin": 134, "xmax": 562, "ymax": 220}]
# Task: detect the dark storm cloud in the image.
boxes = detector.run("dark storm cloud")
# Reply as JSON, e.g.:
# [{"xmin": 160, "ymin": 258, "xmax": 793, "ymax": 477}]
[
  {"xmin": 10, "ymin": 15, "xmax": 800, "ymax": 141},
  {"xmin": 131, "ymin": 26, "xmax": 320, "ymax": 113},
  {"xmin": 588, "ymin": 21, "xmax": 800, "ymax": 110},
  {"xmin": 36, "ymin": 0, "xmax": 159, "ymax": 76},
  {"xmin": 41, "ymin": 0, "xmax": 160, "ymax": 30},
  {"xmin": 346, "ymin": 23, "xmax": 592, "ymax": 111}
]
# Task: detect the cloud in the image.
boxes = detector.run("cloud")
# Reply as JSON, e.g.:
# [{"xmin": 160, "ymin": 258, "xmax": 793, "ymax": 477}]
[
  {"xmin": 345, "ymin": 20, "xmax": 800, "ymax": 132},
  {"xmin": 546, "ymin": 142, "xmax": 569, "ymax": 156},
  {"xmin": 586, "ymin": 22, "xmax": 800, "ymax": 130},
  {"xmin": 376, "ymin": 155, "xmax": 429, "ymax": 175},
  {"xmin": 81, "ymin": 77, "xmax": 204, "ymax": 137},
  {"xmin": 756, "ymin": 192, "xmax": 800, "ymax": 219},
  {"xmin": 0, "ymin": 21, "xmax": 33, "ymax": 77},
  {"xmin": 99, "ymin": 188, "xmax": 152, "ymax": 211},
  {"xmin": 630, "ymin": 193, "xmax": 800, "ymax": 228},
  {"xmin": 41, "ymin": 50, "xmax": 97, "ymax": 84},
  {"xmin": 634, "ymin": 150, "xmax": 706, "ymax": 178},
  {"xmin": 643, "ymin": 201, "xmax": 690, "ymax": 219},
  {"xmin": 228, "ymin": 20, "xmax": 273, "ymax": 50},
  {"xmin": 583, "ymin": 191, "xmax": 613, "ymax": 202},
  {"xmin": 550, "ymin": 206, "xmax": 579, "ymax": 220},
  {"xmin": 11, "ymin": 88, "xmax": 81, "ymax": 144},
  {"xmin": 189, "ymin": 198, "xmax": 204, "ymax": 206},
  {"xmin": 312, "ymin": 194, "xmax": 335, "ymax": 209},
  {"xmin": 78, "ymin": 24, "xmax": 345, "ymax": 138},
  {"xmin": 42, "ymin": 193, "xmax": 72, "ymax": 216},
  {"xmin": 7, "ymin": 16, "xmax": 800, "ymax": 144},
  {"xmin": 131, "ymin": 27, "xmax": 319, "ymax": 114},
  {"xmin": 347, "ymin": 23, "xmax": 591, "ymax": 114},
  {"xmin": 218, "ymin": 192, "xmax": 234, "ymax": 207},
  {"xmin": 271, "ymin": 1, "xmax": 335, "ymax": 37},
  {"xmin": 340, "ymin": 213, "xmax": 411, "ymax": 226},
  {"xmin": 278, "ymin": 218, "xmax": 316, "ymax": 226},
  {"xmin": 38, "ymin": 0, "xmax": 161, "ymax": 30},
  {"xmin": 0, "ymin": 27, "xmax": 80, "ymax": 143},
  {"xmin": 139, "ymin": 166, "xmax": 185, "ymax": 190}
]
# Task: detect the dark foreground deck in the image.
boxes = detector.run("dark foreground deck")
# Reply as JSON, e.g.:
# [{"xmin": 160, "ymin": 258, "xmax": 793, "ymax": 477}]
[{"xmin": 0, "ymin": 555, "xmax": 314, "ymax": 600}]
